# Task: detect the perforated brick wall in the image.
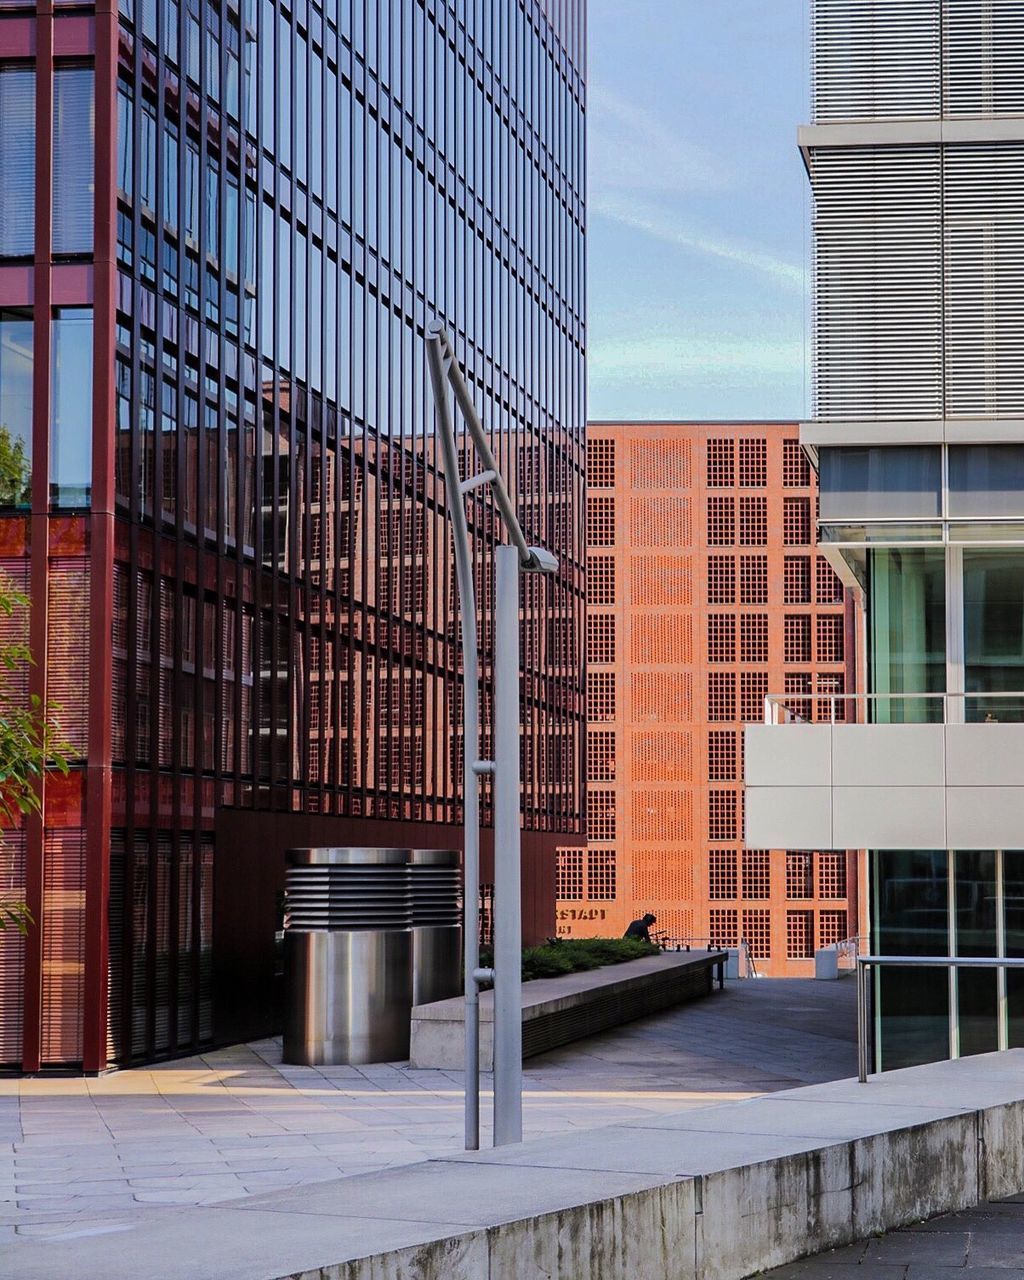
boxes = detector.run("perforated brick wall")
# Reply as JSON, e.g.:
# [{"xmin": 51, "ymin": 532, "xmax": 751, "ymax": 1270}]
[{"xmin": 556, "ymin": 423, "xmax": 861, "ymax": 975}]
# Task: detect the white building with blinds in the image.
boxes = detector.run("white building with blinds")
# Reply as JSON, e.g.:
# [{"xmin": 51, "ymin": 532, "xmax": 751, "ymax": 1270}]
[{"xmin": 747, "ymin": 0, "xmax": 1024, "ymax": 1070}]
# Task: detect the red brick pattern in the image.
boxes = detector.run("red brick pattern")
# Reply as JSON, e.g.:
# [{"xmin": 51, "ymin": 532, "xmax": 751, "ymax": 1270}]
[{"xmin": 556, "ymin": 423, "xmax": 860, "ymax": 976}]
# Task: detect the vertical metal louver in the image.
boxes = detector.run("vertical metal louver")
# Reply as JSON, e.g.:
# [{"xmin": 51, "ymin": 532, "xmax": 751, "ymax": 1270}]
[
  {"xmin": 0, "ymin": 560, "xmax": 29, "ymax": 1065},
  {"xmin": 944, "ymin": 0, "xmax": 1024, "ymax": 117},
  {"xmin": 40, "ymin": 827, "xmax": 86, "ymax": 1065},
  {"xmin": 47, "ymin": 559, "xmax": 91, "ymax": 757},
  {"xmin": 106, "ymin": 832, "xmax": 125, "ymax": 1064},
  {"xmin": 813, "ymin": 0, "xmax": 941, "ymax": 121},
  {"xmin": 944, "ymin": 144, "xmax": 1024, "ymax": 416},
  {"xmin": 813, "ymin": 146, "xmax": 944, "ymax": 420},
  {"xmin": 0, "ymin": 832, "xmax": 26, "ymax": 1065}
]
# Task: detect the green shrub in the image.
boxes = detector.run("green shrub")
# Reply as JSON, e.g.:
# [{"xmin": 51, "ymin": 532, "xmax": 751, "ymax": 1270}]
[{"xmin": 479, "ymin": 936, "xmax": 659, "ymax": 985}]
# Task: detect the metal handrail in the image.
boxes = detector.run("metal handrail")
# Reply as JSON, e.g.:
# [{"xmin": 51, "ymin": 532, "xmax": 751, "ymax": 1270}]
[
  {"xmin": 764, "ymin": 690, "xmax": 1024, "ymax": 725},
  {"xmin": 824, "ymin": 934, "xmax": 864, "ymax": 967},
  {"xmin": 856, "ymin": 954, "xmax": 1024, "ymax": 1082},
  {"xmin": 656, "ymin": 934, "xmax": 758, "ymax": 978}
]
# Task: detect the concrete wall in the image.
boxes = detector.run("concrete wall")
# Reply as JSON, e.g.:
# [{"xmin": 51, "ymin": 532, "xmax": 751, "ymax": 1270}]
[{"xmin": 745, "ymin": 721, "xmax": 1024, "ymax": 850}]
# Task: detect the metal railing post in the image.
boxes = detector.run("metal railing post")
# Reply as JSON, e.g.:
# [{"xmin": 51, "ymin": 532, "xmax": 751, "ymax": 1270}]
[
  {"xmin": 493, "ymin": 545, "xmax": 523, "ymax": 1145},
  {"xmin": 857, "ymin": 958, "xmax": 869, "ymax": 1082}
]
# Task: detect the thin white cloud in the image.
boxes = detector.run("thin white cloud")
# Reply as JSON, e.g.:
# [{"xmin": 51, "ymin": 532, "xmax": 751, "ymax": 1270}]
[
  {"xmin": 588, "ymin": 84, "xmax": 731, "ymax": 197},
  {"xmin": 593, "ymin": 191, "xmax": 806, "ymax": 295},
  {"xmin": 589, "ymin": 332, "xmax": 803, "ymax": 384}
]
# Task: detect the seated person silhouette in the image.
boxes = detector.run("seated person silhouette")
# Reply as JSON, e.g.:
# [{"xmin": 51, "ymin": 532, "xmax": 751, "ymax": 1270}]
[{"xmin": 624, "ymin": 912, "xmax": 657, "ymax": 944}]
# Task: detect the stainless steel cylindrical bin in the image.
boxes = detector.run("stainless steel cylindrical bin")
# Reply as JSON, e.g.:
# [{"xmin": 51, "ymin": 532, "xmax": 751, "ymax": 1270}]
[
  {"xmin": 409, "ymin": 849, "xmax": 462, "ymax": 1007},
  {"xmin": 283, "ymin": 848, "xmax": 412, "ymax": 1066}
]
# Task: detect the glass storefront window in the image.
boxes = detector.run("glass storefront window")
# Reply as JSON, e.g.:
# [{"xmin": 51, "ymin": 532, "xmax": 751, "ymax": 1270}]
[
  {"xmin": 873, "ymin": 849, "xmax": 1015, "ymax": 1070},
  {"xmin": 0, "ymin": 311, "xmax": 31, "ymax": 507},
  {"xmin": 964, "ymin": 549, "xmax": 1024, "ymax": 722},
  {"xmin": 50, "ymin": 308, "xmax": 93, "ymax": 508},
  {"xmin": 1005, "ymin": 851, "xmax": 1024, "ymax": 1049},
  {"xmin": 872, "ymin": 849, "xmax": 949, "ymax": 1070},
  {"xmin": 955, "ymin": 850, "xmax": 998, "ymax": 1057},
  {"xmin": 868, "ymin": 548, "xmax": 946, "ymax": 723}
]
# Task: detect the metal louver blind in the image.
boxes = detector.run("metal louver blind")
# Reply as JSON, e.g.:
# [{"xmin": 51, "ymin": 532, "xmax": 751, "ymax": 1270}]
[
  {"xmin": 945, "ymin": 143, "xmax": 1024, "ymax": 416},
  {"xmin": 47, "ymin": 558, "xmax": 91, "ymax": 757},
  {"xmin": 944, "ymin": 0, "xmax": 1024, "ymax": 117},
  {"xmin": 198, "ymin": 840, "xmax": 213, "ymax": 1041},
  {"xmin": 106, "ymin": 831, "xmax": 125, "ymax": 1064},
  {"xmin": 40, "ymin": 827, "xmax": 86, "ymax": 1065},
  {"xmin": 813, "ymin": 0, "xmax": 940, "ymax": 122},
  {"xmin": 813, "ymin": 146, "xmax": 943, "ymax": 420},
  {"xmin": 52, "ymin": 67, "xmax": 95, "ymax": 257},
  {"xmin": 0, "ymin": 68, "xmax": 35, "ymax": 258},
  {"xmin": 0, "ymin": 561, "xmax": 29, "ymax": 1065},
  {"xmin": 0, "ymin": 831, "xmax": 26, "ymax": 1066}
]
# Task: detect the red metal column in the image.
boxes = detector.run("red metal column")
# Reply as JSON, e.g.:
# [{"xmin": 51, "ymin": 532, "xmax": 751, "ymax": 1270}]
[
  {"xmin": 22, "ymin": 0, "xmax": 54, "ymax": 1075},
  {"xmin": 81, "ymin": 0, "xmax": 118, "ymax": 1074}
]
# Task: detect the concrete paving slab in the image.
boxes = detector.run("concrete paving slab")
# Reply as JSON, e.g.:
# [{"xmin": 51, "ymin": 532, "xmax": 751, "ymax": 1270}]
[
  {"xmin": 451, "ymin": 1122, "xmax": 845, "ymax": 1176},
  {"xmin": 628, "ymin": 1094, "xmax": 968, "ymax": 1139},
  {"xmin": 2, "ymin": 1205, "xmax": 485, "ymax": 1280},
  {"xmin": 235, "ymin": 1157, "xmax": 677, "ymax": 1227},
  {"xmin": 862, "ymin": 1230, "xmax": 971, "ymax": 1265},
  {"xmin": 966, "ymin": 1230, "xmax": 1024, "ymax": 1268},
  {"xmin": 907, "ymin": 1271, "xmax": 1024, "ymax": 1279}
]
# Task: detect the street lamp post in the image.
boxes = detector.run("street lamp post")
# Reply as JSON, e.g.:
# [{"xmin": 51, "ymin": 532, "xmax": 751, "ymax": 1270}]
[{"xmin": 425, "ymin": 321, "xmax": 557, "ymax": 1149}]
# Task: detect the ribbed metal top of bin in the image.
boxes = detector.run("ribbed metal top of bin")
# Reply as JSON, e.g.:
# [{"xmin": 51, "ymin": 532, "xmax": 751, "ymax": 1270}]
[
  {"xmin": 287, "ymin": 847, "xmax": 411, "ymax": 867},
  {"xmin": 409, "ymin": 849, "xmax": 459, "ymax": 867}
]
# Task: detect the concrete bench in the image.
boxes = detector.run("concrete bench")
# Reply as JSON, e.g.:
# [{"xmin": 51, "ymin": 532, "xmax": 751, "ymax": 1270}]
[{"xmin": 410, "ymin": 949, "xmax": 726, "ymax": 1069}]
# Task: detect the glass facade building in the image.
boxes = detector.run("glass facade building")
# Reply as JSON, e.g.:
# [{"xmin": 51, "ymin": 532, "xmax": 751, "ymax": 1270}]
[
  {"xmin": 0, "ymin": 0, "xmax": 586, "ymax": 1071},
  {"xmin": 746, "ymin": 1, "xmax": 1024, "ymax": 1069}
]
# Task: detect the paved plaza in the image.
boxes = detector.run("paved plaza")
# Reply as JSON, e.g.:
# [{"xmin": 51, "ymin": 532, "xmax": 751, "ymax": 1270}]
[
  {"xmin": 0, "ymin": 977, "xmax": 855, "ymax": 1242},
  {"xmin": 760, "ymin": 1195, "xmax": 1024, "ymax": 1278}
]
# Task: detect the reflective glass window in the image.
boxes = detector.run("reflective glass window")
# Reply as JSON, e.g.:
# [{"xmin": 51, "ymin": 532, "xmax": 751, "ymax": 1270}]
[
  {"xmin": 163, "ymin": 129, "xmax": 179, "ymax": 230},
  {"xmin": 818, "ymin": 446, "xmax": 941, "ymax": 521},
  {"xmin": 1005, "ymin": 851, "xmax": 1024, "ymax": 1049},
  {"xmin": 955, "ymin": 851, "xmax": 998, "ymax": 1058},
  {"xmin": 140, "ymin": 103, "xmax": 157, "ymax": 210},
  {"xmin": 950, "ymin": 445, "xmax": 1024, "ymax": 518},
  {"xmin": 50, "ymin": 308, "xmax": 93, "ymax": 508},
  {"xmin": 117, "ymin": 87, "xmax": 133, "ymax": 196},
  {"xmin": 0, "ymin": 311, "xmax": 32, "ymax": 507},
  {"xmin": 872, "ymin": 849, "xmax": 949, "ymax": 1070},
  {"xmin": 184, "ymin": 141, "xmax": 200, "ymax": 244},
  {"xmin": 0, "ymin": 67, "xmax": 36, "ymax": 258},
  {"xmin": 964, "ymin": 549, "xmax": 1024, "ymax": 721},
  {"xmin": 52, "ymin": 66, "xmax": 95, "ymax": 256},
  {"xmin": 868, "ymin": 548, "xmax": 946, "ymax": 722}
]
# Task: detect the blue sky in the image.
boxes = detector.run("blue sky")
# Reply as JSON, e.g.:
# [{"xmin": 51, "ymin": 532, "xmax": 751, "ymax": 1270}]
[{"xmin": 587, "ymin": 0, "xmax": 810, "ymax": 422}]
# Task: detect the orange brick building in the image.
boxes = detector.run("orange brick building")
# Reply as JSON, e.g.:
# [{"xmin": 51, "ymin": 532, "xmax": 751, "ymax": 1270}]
[{"xmin": 557, "ymin": 422, "xmax": 861, "ymax": 977}]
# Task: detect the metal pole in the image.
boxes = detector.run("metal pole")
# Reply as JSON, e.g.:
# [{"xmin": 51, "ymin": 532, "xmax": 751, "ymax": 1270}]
[
  {"xmin": 426, "ymin": 334, "xmax": 482, "ymax": 1150},
  {"xmin": 493, "ymin": 545, "xmax": 523, "ymax": 1145},
  {"xmin": 857, "ymin": 959, "xmax": 869, "ymax": 1083},
  {"xmin": 997, "ymin": 849, "xmax": 1008, "ymax": 1052},
  {"xmin": 425, "ymin": 323, "xmax": 556, "ymax": 1149}
]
